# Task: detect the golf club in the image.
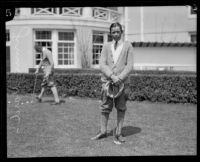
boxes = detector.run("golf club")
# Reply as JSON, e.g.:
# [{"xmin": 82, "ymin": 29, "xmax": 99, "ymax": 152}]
[
  {"xmin": 31, "ymin": 73, "xmax": 38, "ymax": 104},
  {"xmin": 111, "ymin": 82, "xmax": 117, "ymax": 144}
]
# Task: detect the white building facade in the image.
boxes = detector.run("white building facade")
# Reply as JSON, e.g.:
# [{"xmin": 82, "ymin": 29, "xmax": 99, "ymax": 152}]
[
  {"xmin": 6, "ymin": 6, "xmax": 196, "ymax": 73},
  {"xmin": 124, "ymin": 6, "xmax": 196, "ymax": 71},
  {"xmin": 6, "ymin": 7, "xmax": 124, "ymax": 73}
]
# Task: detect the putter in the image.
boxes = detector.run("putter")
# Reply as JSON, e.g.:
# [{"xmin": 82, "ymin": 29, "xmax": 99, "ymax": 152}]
[
  {"xmin": 112, "ymin": 82, "xmax": 124, "ymax": 145},
  {"xmin": 31, "ymin": 74, "xmax": 38, "ymax": 103},
  {"xmin": 112, "ymin": 82, "xmax": 116, "ymax": 144}
]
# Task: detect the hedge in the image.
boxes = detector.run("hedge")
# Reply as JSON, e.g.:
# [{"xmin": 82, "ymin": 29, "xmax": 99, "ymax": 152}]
[
  {"xmin": 29, "ymin": 68, "xmax": 196, "ymax": 75},
  {"xmin": 128, "ymin": 74, "xmax": 196, "ymax": 104},
  {"xmin": 7, "ymin": 72, "xmax": 196, "ymax": 104}
]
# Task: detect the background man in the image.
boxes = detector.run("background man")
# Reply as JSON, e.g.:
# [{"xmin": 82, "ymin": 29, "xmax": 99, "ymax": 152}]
[{"xmin": 34, "ymin": 44, "xmax": 60, "ymax": 105}]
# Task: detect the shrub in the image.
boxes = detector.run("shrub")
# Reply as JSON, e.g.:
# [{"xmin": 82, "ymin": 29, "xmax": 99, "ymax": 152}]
[
  {"xmin": 7, "ymin": 72, "xmax": 196, "ymax": 104},
  {"xmin": 29, "ymin": 68, "xmax": 196, "ymax": 75},
  {"xmin": 128, "ymin": 74, "xmax": 196, "ymax": 104}
]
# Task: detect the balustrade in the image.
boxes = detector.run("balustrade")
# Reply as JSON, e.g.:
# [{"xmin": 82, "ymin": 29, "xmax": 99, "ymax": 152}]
[{"xmin": 16, "ymin": 7, "xmax": 121, "ymax": 22}]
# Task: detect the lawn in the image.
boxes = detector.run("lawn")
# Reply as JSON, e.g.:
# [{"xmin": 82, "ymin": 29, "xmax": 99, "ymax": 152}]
[{"xmin": 7, "ymin": 94, "xmax": 196, "ymax": 157}]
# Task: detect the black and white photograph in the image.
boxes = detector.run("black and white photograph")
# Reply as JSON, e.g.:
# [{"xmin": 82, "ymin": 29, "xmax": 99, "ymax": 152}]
[{"xmin": 3, "ymin": 2, "xmax": 197, "ymax": 158}]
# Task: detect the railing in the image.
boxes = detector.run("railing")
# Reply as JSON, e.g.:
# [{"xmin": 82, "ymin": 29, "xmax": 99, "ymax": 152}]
[
  {"xmin": 31, "ymin": 8, "xmax": 57, "ymax": 15},
  {"xmin": 60, "ymin": 7, "xmax": 82, "ymax": 16},
  {"xmin": 31, "ymin": 8, "xmax": 82, "ymax": 16},
  {"xmin": 24, "ymin": 7, "xmax": 121, "ymax": 22},
  {"xmin": 93, "ymin": 7, "xmax": 108, "ymax": 20},
  {"xmin": 92, "ymin": 7, "xmax": 121, "ymax": 22}
]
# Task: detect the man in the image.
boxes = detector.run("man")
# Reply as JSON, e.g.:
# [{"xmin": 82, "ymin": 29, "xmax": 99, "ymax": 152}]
[
  {"xmin": 91, "ymin": 22, "xmax": 133, "ymax": 144},
  {"xmin": 34, "ymin": 44, "xmax": 60, "ymax": 105}
]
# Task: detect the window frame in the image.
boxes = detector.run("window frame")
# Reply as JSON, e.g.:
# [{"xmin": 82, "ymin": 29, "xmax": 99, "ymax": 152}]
[
  {"xmin": 188, "ymin": 32, "xmax": 196, "ymax": 43},
  {"xmin": 92, "ymin": 31, "xmax": 111, "ymax": 68},
  {"xmin": 6, "ymin": 29, "xmax": 10, "ymax": 44},
  {"xmin": 188, "ymin": 5, "xmax": 197, "ymax": 18},
  {"xmin": 33, "ymin": 29, "xmax": 77, "ymax": 68},
  {"xmin": 33, "ymin": 30, "xmax": 53, "ymax": 67},
  {"xmin": 57, "ymin": 30, "xmax": 76, "ymax": 68}
]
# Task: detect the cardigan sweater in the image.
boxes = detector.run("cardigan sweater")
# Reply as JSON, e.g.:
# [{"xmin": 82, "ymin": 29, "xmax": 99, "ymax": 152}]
[{"xmin": 100, "ymin": 41, "xmax": 134, "ymax": 83}]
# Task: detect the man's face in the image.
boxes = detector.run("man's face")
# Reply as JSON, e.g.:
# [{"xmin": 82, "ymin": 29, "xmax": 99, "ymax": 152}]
[
  {"xmin": 111, "ymin": 26, "xmax": 122, "ymax": 42},
  {"xmin": 35, "ymin": 46, "xmax": 42, "ymax": 53}
]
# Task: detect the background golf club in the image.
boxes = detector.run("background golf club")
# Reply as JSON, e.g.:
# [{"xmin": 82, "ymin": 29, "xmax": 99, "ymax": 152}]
[{"xmin": 31, "ymin": 73, "xmax": 38, "ymax": 104}]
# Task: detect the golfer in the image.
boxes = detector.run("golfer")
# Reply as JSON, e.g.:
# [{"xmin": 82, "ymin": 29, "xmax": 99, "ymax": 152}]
[
  {"xmin": 34, "ymin": 44, "xmax": 60, "ymax": 105},
  {"xmin": 91, "ymin": 22, "xmax": 133, "ymax": 144}
]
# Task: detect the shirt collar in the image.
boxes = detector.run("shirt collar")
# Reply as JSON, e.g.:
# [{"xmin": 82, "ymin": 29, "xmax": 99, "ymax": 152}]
[{"xmin": 112, "ymin": 39, "xmax": 123, "ymax": 45}]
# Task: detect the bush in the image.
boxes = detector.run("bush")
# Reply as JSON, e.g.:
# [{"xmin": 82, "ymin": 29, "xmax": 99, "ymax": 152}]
[
  {"xmin": 29, "ymin": 68, "xmax": 196, "ymax": 75},
  {"xmin": 7, "ymin": 73, "xmax": 102, "ymax": 99},
  {"xmin": 128, "ymin": 74, "xmax": 196, "ymax": 104},
  {"xmin": 7, "ymin": 72, "xmax": 196, "ymax": 104}
]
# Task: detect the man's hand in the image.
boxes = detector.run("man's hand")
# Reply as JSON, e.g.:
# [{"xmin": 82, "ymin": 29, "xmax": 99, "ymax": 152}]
[
  {"xmin": 111, "ymin": 75, "xmax": 121, "ymax": 85},
  {"xmin": 45, "ymin": 71, "xmax": 51, "ymax": 78}
]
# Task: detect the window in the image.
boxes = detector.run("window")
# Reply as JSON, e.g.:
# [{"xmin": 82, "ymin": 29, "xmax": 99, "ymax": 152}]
[
  {"xmin": 107, "ymin": 34, "xmax": 113, "ymax": 42},
  {"xmin": 34, "ymin": 31, "xmax": 52, "ymax": 65},
  {"xmin": 6, "ymin": 30, "xmax": 10, "ymax": 42},
  {"xmin": 35, "ymin": 31, "xmax": 51, "ymax": 40},
  {"xmin": 15, "ymin": 8, "xmax": 20, "ymax": 16},
  {"xmin": 33, "ymin": 30, "xmax": 76, "ymax": 67},
  {"xmin": 190, "ymin": 5, "xmax": 197, "ymax": 15},
  {"xmin": 188, "ymin": 5, "xmax": 197, "ymax": 18},
  {"xmin": 92, "ymin": 31, "xmax": 113, "ymax": 66},
  {"xmin": 92, "ymin": 32, "xmax": 104, "ymax": 65},
  {"xmin": 156, "ymin": 66, "xmax": 174, "ymax": 71},
  {"xmin": 57, "ymin": 32, "xmax": 75, "ymax": 66},
  {"xmin": 189, "ymin": 32, "xmax": 196, "ymax": 43}
]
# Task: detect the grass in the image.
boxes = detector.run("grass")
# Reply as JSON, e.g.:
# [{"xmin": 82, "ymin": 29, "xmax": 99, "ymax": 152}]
[{"xmin": 7, "ymin": 94, "xmax": 196, "ymax": 157}]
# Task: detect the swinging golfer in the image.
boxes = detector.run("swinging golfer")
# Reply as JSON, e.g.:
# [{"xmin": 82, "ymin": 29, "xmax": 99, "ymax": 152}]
[
  {"xmin": 91, "ymin": 22, "xmax": 133, "ymax": 144},
  {"xmin": 34, "ymin": 44, "xmax": 60, "ymax": 105}
]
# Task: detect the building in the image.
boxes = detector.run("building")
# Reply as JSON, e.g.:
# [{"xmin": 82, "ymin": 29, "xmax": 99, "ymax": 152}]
[
  {"xmin": 6, "ymin": 6, "xmax": 196, "ymax": 73},
  {"xmin": 125, "ymin": 6, "xmax": 197, "ymax": 71}
]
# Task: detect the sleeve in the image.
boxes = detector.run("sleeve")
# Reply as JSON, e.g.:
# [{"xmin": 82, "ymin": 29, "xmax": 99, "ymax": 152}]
[
  {"xmin": 99, "ymin": 43, "xmax": 113, "ymax": 78},
  {"xmin": 45, "ymin": 50, "xmax": 54, "ymax": 67},
  {"xmin": 118, "ymin": 42, "xmax": 134, "ymax": 81}
]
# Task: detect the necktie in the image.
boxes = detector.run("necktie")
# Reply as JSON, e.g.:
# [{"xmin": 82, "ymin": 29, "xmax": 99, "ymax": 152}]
[{"xmin": 114, "ymin": 41, "xmax": 118, "ymax": 50}]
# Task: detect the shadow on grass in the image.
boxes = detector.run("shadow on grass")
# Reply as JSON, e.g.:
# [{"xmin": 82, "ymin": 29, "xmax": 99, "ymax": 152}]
[{"xmin": 108, "ymin": 126, "xmax": 141, "ymax": 137}]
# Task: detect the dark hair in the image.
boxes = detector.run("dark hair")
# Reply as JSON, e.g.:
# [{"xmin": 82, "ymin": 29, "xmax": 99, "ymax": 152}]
[
  {"xmin": 34, "ymin": 44, "xmax": 42, "ymax": 51},
  {"xmin": 109, "ymin": 22, "xmax": 123, "ymax": 33}
]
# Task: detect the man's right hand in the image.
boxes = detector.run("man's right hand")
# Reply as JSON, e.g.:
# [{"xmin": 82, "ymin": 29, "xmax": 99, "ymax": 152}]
[{"xmin": 111, "ymin": 75, "xmax": 121, "ymax": 85}]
